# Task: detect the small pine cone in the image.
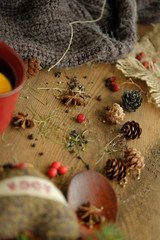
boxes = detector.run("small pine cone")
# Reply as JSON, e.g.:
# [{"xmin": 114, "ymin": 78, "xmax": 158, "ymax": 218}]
[
  {"xmin": 104, "ymin": 158, "xmax": 127, "ymax": 181},
  {"xmin": 121, "ymin": 121, "xmax": 142, "ymax": 140},
  {"xmin": 106, "ymin": 103, "xmax": 125, "ymax": 124},
  {"xmin": 24, "ymin": 58, "xmax": 42, "ymax": 78},
  {"xmin": 124, "ymin": 148, "xmax": 145, "ymax": 171},
  {"xmin": 122, "ymin": 90, "xmax": 143, "ymax": 112}
]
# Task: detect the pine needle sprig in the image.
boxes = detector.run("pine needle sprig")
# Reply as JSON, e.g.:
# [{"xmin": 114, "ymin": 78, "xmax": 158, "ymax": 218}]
[
  {"xmin": 15, "ymin": 234, "xmax": 36, "ymax": 240},
  {"xmin": 96, "ymin": 134, "xmax": 126, "ymax": 165},
  {"xmin": 87, "ymin": 223, "xmax": 126, "ymax": 240}
]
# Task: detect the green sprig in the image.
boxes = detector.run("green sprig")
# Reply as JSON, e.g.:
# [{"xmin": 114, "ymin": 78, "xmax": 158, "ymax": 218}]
[{"xmin": 88, "ymin": 223, "xmax": 127, "ymax": 240}]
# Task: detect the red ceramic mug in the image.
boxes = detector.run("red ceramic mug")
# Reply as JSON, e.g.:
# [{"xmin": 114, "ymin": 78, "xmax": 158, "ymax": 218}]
[{"xmin": 0, "ymin": 42, "xmax": 26, "ymax": 135}]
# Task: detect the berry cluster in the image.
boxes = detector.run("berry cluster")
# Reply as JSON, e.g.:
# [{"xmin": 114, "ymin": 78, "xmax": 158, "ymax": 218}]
[
  {"xmin": 136, "ymin": 51, "xmax": 157, "ymax": 70},
  {"xmin": 105, "ymin": 76, "xmax": 120, "ymax": 92},
  {"xmin": 48, "ymin": 161, "xmax": 68, "ymax": 178},
  {"xmin": 136, "ymin": 51, "xmax": 149, "ymax": 69}
]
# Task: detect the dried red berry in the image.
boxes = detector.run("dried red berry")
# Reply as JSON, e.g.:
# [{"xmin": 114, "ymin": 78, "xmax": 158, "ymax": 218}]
[
  {"xmin": 112, "ymin": 85, "xmax": 120, "ymax": 92},
  {"xmin": 58, "ymin": 166, "xmax": 68, "ymax": 175},
  {"xmin": 110, "ymin": 81, "xmax": 116, "ymax": 87},
  {"xmin": 136, "ymin": 52, "xmax": 146, "ymax": 61},
  {"xmin": 13, "ymin": 163, "xmax": 31, "ymax": 169},
  {"xmin": 142, "ymin": 61, "xmax": 149, "ymax": 69},
  {"xmin": 51, "ymin": 161, "xmax": 61, "ymax": 169},
  {"xmin": 76, "ymin": 113, "xmax": 86, "ymax": 123},
  {"xmin": 48, "ymin": 168, "xmax": 57, "ymax": 177}
]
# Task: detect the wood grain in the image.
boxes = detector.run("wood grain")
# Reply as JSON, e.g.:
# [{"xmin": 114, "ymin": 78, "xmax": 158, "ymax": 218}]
[{"xmin": 0, "ymin": 25, "xmax": 160, "ymax": 240}]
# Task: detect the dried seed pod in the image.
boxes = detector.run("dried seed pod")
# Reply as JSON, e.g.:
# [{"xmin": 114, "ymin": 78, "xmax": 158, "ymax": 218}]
[
  {"xmin": 106, "ymin": 103, "xmax": 125, "ymax": 124},
  {"xmin": 61, "ymin": 91, "xmax": 84, "ymax": 106},
  {"xmin": 121, "ymin": 121, "xmax": 142, "ymax": 140},
  {"xmin": 13, "ymin": 112, "xmax": 35, "ymax": 129},
  {"xmin": 24, "ymin": 58, "xmax": 42, "ymax": 78},
  {"xmin": 104, "ymin": 158, "xmax": 127, "ymax": 181},
  {"xmin": 122, "ymin": 90, "xmax": 143, "ymax": 112},
  {"xmin": 124, "ymin": 147, "xmax": 145, "ymax": 179}
]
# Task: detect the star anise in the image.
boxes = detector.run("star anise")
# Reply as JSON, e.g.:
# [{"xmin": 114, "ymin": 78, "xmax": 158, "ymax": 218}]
[
  {"xmin": 12, "ymin": 112, "xmax": 35, "ymax": 129},
  {"xmin": 77, "ymin": 202, "xmax": 105, "ymax": 228},
  {"xmin": 61, "ymin": 91, "xmax": 84, "ymax": 106}
]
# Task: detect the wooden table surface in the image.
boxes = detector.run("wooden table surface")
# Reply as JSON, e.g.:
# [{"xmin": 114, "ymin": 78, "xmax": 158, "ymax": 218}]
[{"xmin": 1, "ymin": 25, "xmax": 160, "ymax": 240}]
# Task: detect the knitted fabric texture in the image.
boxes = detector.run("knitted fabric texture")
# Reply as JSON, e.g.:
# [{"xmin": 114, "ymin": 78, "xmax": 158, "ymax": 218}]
[
  {"xmin": 0, "ymin": 0, "xmax": 159, "ymax": 68},
  {"xmin": 137, "ymin": 0, "xmax": 160, "ymax": 24}
]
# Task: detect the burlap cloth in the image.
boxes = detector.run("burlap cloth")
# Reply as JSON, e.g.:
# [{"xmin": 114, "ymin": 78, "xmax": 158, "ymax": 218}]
[{"xmin": 0, "ymin": 0, "xmax": 159, "ymax": 69}]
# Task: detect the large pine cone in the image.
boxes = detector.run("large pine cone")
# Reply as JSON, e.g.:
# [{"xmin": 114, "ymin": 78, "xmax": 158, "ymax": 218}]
[
  {"xmin": 122, "ymin": 90, "xmax": 143, "ymax": 112},
  {"xmin": 106, "ymin": 103, "xmax": 125, "ymax": 124},
  {"xmin": 24, "ymin": 58, "xmax": 42, "ymax": 78},
  {"xmin": 124, "ymin": 148, "xmax": 145, "ymax": 171},
  {"xmin": 121, "ymin": 121, "xmax": 142, "ymax": 140},
  {"xmin": 104, "ymin": 158, "xmax": 126, "ymax": 181}
]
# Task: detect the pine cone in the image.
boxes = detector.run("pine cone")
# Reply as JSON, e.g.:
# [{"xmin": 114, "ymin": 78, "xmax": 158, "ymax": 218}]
[
  {"xmin": 104, "ymin": 158, "xmax": 127, "ymax": 181},
  {"xmin": 121, "ymin": 90, "xmax": 143, "ymax": 112},
  {"xmin": 24, "ymin": 58, "xmax": 42, "ymax": 78},
  {"xmin": 124, "ymin": 148, "xmax": 145, "ymax": 171},
  {"xmin": 121, "ymin": 121, "xmax": 142, "ymax": 140},
  {"xmin": 106, "ymin": 103, "xmax": 125, "ymax": 124}
]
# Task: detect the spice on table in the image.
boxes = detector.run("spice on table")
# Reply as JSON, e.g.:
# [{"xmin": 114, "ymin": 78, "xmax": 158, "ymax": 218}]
[
  {"xmin": 13, "ymin": 112, "xmax": 35, "ymax": 129},
  {"xmin": 39, "ymin": 152, "xmax": 44, "ymax": 156},
  {"xmin": 28, "ymin": 134, "xmax": 34, "ymax": 140},
  {"xmin": 54, "ymin": 72, "xmax": 61, "ymax": 78},
  {"xmin": 96, "ymin": 95, "xmax": 102, "ymax": 101},
  {"xmin": 77, "ymin": 202, "xmax": 105, "ymax": 228},
  {"xmin": 68, "ymin": 77, "xmax": 85, "ymax": 94},
  {"xmin": 61, "ymin": 91, "xmax": 84, "ymax": 106},
  {"xmin": 31, "ymin": 143, "xmax": 36, "ymax": 147},
  {"xmin": 121, "ymin": 121, "xmax": 142, "ymax": 140},
  {"xmin": 66, "ymin": 130, "xmax": 88, "ymax": 154}
]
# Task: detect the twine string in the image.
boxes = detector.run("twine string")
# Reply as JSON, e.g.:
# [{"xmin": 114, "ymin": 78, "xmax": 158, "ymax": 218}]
[{"xmin": 48, "ymin": 0, "xmax": 106, "ymax": 71}]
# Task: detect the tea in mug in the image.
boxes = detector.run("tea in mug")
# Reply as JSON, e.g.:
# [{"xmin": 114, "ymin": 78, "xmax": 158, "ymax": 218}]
[{"xmin": 0, "ymin": 58, "xmax": 17, "ymax": 94}]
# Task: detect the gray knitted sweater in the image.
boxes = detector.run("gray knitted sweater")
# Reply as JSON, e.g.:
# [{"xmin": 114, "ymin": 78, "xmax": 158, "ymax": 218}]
[{"xmin": 0, "ymin": 0, "xmax": 159, "ymax": 68}]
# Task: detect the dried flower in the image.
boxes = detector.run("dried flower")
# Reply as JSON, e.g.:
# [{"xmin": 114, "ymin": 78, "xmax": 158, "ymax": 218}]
[
  {"xmin": 13, "ymin": 112, "xmax": 35, "ymax": 129},
  {"xmin": 77, "ymin": 202, "xmax": 104, "ymax": 228},
  {"xmin": 61, "ymin": 91, "xmax": 84, "ymax": 106}
]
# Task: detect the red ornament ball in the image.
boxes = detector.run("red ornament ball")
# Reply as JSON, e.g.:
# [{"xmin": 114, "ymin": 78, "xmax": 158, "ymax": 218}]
[
  {"xmin": 58, "ymin": 166, "xmax": 68, "ymax": 175},
  {"xmin": 51, "ymin": 161, "xmax": 61, "ymax": 169},
  {"xmin": 48, "ymin": 168, "xmax": 57, "ymax": 177},
  {"xmin": 76, "ymin": 113, "xmax": 86, "ymax": 123}
]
